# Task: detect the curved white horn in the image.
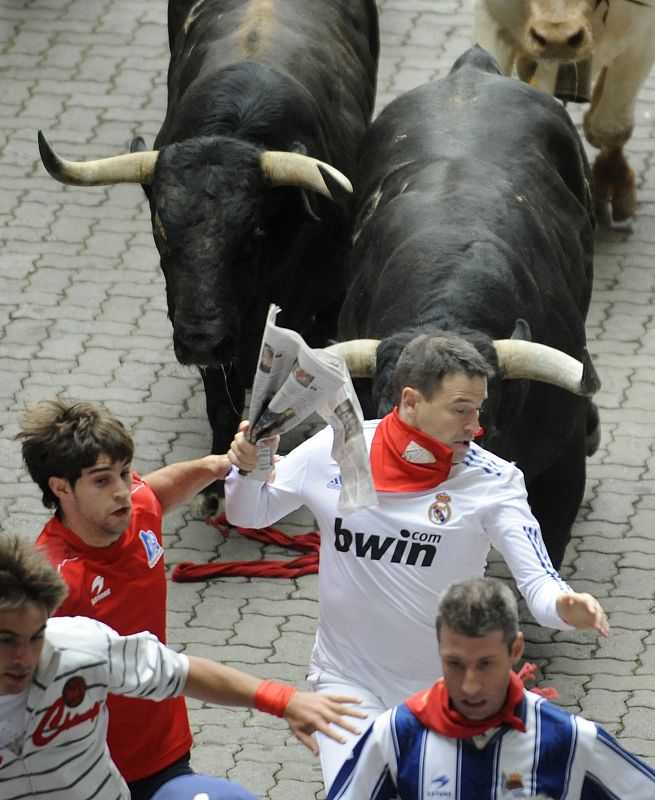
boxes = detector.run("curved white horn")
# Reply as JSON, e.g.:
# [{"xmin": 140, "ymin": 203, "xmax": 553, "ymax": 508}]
[
  {"xmin": 325, "ymin": 340, "xmax": 380, "ymax": 377},
  {"xmin": 493, "ymin": 339, "xmax": 597, "ymax": 396},
  {"xmin": 38, "ymin": 131, "xmax": 158, "ymax": 186},
  {"xmin": 260, "ymin": 151, "xmax": 352, "ymax": 200}
]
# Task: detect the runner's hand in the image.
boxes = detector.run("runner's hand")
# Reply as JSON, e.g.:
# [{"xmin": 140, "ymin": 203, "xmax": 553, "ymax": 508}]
[
  {"xmin": 283, "ymin": 692, "xmax": 367, "ymax": 755},
  {"xmin": 556, "ymin": 592, "xmax": 609, "ymax": 637}
]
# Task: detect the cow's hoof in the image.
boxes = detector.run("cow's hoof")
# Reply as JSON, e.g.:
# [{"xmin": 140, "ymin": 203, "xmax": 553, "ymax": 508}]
[
  {"xmin": 190, "ymin": 490, "xmax": 224, "ymax": 520},
  {"xmin": 592, "ymin": 148, "xmax": 636, "ymax": 225},
  {"xmin": 611, "ymin": 191, "xmax": 638, "ymax": 223}
]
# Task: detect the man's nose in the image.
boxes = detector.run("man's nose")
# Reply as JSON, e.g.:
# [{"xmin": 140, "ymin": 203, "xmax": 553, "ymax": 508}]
[
  {"xmin": 114, "ymin": 482, "xmax": 130, "ymax": 500},
  {"xmin": 461, "ymin": 668, "xmax": 481, "ymax": 696},
  {"xmin": 464, "ymin": 412, "xmax": 479, "ymax": 433},
  {"xmin": 13, "ymin": 640, "xmax": 33, "ymax": 664}
]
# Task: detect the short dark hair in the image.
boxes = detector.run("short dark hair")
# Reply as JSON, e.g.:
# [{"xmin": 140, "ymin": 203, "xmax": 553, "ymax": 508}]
[
  {"xmin": 394, "ymin": 331, "xmax": 494, "ymax": 403},
  {"xmin": 0, "ymin": 534, "xmax": 68, "ymax": 614},
  {"xmin": 436, "ymin": 577, "xmax": 519, "ymax": 651},
  {"xmin": 16, "ymin": 397, "xmax": 134, "ymax": 510}
]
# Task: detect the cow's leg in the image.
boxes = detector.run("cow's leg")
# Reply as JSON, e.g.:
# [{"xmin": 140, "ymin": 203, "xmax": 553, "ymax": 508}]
[
  {"xmin": 526, "ymin": 433, "xmax": 587, "ymax": 570},
  {"xmin": 472, "ymin": 1, "xmax": 517, "ymax": 75},
  {"xmin": 189, "ymin": 366, "xmax": 245, "ymax": 519},
  {"xmin": 584, "ymin": 44, "xmax": 654, "ymax": 222}
]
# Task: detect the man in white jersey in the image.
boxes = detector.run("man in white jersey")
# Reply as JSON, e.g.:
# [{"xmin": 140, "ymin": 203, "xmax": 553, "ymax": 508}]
[
  {"xmin": 328, "ymin": 577, "xmax": 655, "ymax": 800},
  {"xmin": 224, "ymin": 331, "xmax": 609, "ymax": 789},
  {"xmin": 0, "ymin": 535, "xmax": 365, "ymax": 800}
]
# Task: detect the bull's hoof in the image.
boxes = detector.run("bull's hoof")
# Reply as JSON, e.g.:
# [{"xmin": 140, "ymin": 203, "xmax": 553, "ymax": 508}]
[
  {"xmin": 592, "ymin": 148, "xmax": 636, "ymax": 225},
  {"xmin": 190, "ymin": 490, "xmax": 224, "ymax": 520}
]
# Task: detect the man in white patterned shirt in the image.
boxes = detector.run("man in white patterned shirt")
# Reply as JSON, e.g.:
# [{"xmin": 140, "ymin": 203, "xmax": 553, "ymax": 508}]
[{"xmin": 0, "ymin": 535, "xmax": 365, "ymax": 800}]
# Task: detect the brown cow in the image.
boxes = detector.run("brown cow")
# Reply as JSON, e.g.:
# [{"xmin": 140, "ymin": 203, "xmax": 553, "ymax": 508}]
[{"xmin": 474, "ymin": 0, "xmax": 654, "ymax": 224}]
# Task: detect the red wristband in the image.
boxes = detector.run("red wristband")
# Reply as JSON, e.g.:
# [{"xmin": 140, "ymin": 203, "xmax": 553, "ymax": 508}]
[{"xmin": 254, "ymin": 679, "xmax": 297, "ymax": 717}]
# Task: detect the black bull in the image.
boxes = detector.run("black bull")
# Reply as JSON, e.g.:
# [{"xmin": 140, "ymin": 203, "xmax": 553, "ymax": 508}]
[
  {"xmin": 38, "ymin": 0, "xmax": 379, "ymax": 512},
  {"xmin": 336, "ymin": 46, "xmax": 600, "ymax": 569}
]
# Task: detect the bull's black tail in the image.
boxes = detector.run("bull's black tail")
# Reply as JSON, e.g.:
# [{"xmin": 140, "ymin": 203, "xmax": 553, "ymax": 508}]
[{"xmin": 586, "ymin": 400, "xmax": 601, "ymax": 456}]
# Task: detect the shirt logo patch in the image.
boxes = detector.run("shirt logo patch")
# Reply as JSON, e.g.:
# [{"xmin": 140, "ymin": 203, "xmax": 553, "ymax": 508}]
[
  {"xmin": 428, "ymin": 774, "xmax": 451, "ymax": 798},
  {"xmin": 326, "ymin": 476, "xmax": 342, "ymax": 490},
  {"xmin": 502, "ymin": 772, "xmax": 527, "ymax": 796},
  {"xmin": 333, "ymin": 518, "xmax": 440, "ymax": 567},
  {"xmin": 428, "ymin": 492, "xmax": 452, "ymax": 525},
  {"xmin": 90, "ymin": 575, "xmax": 111, "ymax": 606},
  {"xmin": 140, "ymin": 529, "xmax": 164, "ymax": 567},
  {"xmin": 32, "ymin": 696, "xmax": 101, "ymax": 747},
  {"xmin": 63, "ymin": 676, "xmax": 86, "ymax": 708}
]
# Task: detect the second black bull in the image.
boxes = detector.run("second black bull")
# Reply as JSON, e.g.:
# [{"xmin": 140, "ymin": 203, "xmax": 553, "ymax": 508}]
[
  {"xmin": 38, "ymin": 0, "xmax": 379, "ymax": 513},
  {"xmin": 332, "ymin": 46, "xmax": 601, "ymax": 569}
]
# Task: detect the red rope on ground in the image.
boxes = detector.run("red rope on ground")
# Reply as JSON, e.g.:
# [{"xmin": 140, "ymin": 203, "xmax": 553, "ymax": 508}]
[
  {"xmin": 171, "ymin": 514, "xmax": 320, "ymax": 582},
  {"xmin": 518, "ymin": 661, "xmax": 559, "ymax": 700}
]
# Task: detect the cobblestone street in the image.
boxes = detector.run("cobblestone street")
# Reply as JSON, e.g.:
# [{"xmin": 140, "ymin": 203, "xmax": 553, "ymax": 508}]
[{"xmin": 1, "ymin": 0, "xmax": 655, "ymax": 796}]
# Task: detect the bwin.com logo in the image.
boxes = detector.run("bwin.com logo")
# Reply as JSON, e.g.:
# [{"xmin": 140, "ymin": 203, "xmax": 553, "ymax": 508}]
[{"xmin": 427, "ymin": 775, "xmax": 451, "ymax": 798}]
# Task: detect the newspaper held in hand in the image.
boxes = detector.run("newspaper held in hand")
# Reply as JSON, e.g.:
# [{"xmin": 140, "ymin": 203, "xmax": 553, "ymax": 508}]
[{"xmin": 246, "ymin": 305, "xmax": 377, "ymax": 515}]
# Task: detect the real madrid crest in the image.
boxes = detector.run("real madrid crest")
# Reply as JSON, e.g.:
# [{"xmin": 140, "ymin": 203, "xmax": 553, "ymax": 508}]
[{"xmin": 428, "ymin": 492, "xmax": 452, "ymax": 525}]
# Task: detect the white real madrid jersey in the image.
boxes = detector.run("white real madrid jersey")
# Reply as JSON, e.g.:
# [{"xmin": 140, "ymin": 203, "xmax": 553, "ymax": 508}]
[{"xmin": 225, "ymin": 421, "xmax": 571, "ymax": 707}]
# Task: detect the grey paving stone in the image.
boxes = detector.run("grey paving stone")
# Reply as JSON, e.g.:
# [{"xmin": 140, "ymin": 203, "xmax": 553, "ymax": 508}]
[
  {"xmin": 579, "ymin": 689, "xmax": 631, "ymax": 725},
  {"xmin": 3, "ymin": 0, "xmax": 655, "ymax": 795}
]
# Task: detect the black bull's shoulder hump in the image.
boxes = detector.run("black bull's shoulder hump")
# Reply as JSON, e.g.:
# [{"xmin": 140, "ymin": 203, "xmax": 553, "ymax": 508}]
[{"xmin": 338, "ymin": 45, "xmax": 597, "ymax": 568}]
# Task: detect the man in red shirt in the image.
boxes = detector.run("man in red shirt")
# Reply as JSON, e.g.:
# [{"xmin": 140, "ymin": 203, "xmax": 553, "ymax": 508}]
[{"xmin": 17, "ymin": 397, "xmax": 362, "ymax": 799}]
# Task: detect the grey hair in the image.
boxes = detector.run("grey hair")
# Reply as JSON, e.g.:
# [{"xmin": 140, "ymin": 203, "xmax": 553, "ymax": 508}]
[{"xmin": 436, "ymin": 577, "xmax": 519, "ymax": 651}]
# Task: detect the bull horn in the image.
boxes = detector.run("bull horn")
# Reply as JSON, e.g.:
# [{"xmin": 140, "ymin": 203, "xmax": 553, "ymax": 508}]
[
  {"xmin": 493, "ymin": 339, "xmax": 600, "ymax": 396},
  {"xmin": 260, "ymin": 151, "xmax": 352, "ymax": 201},
  {"xmin": 38, "ymin": 130, "xmax": 158, "ymax": 186},
  {"xmin": 325, "ymin": 340, "xmax": 379, "ymax": 377}
]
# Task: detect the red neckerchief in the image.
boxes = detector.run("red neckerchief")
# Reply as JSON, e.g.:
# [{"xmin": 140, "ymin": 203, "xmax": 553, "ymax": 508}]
[
  {"xmin": 405, "ymin": 672, "xmax": 526, "ymax": 738},
  {"xmin": 370, "ymin": 408, "xmax": 454, "ymax": 492}
]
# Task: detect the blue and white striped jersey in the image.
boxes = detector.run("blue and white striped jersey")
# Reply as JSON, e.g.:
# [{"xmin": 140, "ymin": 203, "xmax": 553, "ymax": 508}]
[{"xmin": 328, "ymin": 689, "xmax": 655, "ymax": 800}]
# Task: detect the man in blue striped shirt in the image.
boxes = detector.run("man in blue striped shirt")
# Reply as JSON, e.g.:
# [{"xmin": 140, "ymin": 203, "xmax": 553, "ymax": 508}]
[{"xmin": 328, "ymin": 577, "xmax": 655, "ymax": 800}]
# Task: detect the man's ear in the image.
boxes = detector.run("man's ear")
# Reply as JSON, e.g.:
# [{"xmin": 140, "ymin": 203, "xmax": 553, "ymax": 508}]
[
  {"xmin": 510, "ymin": 632, "xmax": 525, "ymax": 665},
  {"xmin": 400, "ymin": 386, "xmax": 420, "ymax": 414},
  {"xmin": 48, "ymin": 476, "xmax": 71, "ymax": 501}
]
